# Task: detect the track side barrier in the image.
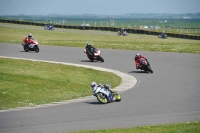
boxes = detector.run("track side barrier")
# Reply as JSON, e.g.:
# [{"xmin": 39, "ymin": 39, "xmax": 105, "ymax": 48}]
[{"xmin": 0, "ymin": 19, "xmax": 199, "ymax": 40}]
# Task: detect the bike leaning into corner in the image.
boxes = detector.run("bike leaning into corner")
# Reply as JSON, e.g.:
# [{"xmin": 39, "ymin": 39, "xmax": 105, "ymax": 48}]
[{"xmin": 91, "ymin": 82, "xmax": 121, "ymax": 104}]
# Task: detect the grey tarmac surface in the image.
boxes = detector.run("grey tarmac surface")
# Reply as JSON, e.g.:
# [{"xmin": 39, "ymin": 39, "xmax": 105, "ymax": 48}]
[{"xmin": 0, "ymin": 43, "xmax": 200, "ymax": 133}]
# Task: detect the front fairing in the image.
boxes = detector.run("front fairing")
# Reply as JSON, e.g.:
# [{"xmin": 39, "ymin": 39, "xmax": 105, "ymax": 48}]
[
  {"xmin": 94, "ymin": 87, "xmax": 110, "ymax": 96},
  {"xmin": 94, "ymin": 49, "xmax": 101, "ymax": 56}
]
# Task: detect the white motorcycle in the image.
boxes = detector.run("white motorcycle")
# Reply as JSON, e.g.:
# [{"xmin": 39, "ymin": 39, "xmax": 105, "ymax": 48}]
[
  {"xmin": 93, "ymin": 84, "xmax": 121, "ymax": 104},
  {"xmin": 22, "ymin": 38, "xmax": 39, "ymax": 53}
]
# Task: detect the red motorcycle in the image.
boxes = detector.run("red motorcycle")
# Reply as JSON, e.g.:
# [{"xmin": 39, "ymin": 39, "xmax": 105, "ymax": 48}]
[
  {"xmin": 138, "ymin": 58, "xmax": 153, "ymax": 73},
  {"xmin": 22, "ymin": 38, "xmax": 39, "ymax": 53},
  {"xmin": 84, "ymin": 44, "xmax": 104, "ymax": 62}
]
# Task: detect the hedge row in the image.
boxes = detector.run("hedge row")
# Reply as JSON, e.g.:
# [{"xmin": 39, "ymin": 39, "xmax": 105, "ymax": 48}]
[{"xmin": 0, "ymin": 19, "xmax": 199, "ymax": 40}]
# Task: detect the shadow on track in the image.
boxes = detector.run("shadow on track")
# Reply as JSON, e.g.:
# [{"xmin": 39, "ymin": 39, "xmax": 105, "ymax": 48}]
[
  {"xmin": 84, "ymin": 101, "xmax": 103, "ymax": 105},
  {"xmin": 19, "ymin": 51, "xmax": 38, "ymax": 53},
  {"xmin": 80, "ymin": 60, "xmax": 103, "ymax": 63},
  {"xmin": 129, "ymin": 71, "xmax": 152, "ymax": 74}
]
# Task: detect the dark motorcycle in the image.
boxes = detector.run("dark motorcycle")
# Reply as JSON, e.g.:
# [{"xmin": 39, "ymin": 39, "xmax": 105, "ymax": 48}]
[
  {"xmin": 158, "ymin": 34, "xmax": 168, "ymax": 39},
  {"xmin": 44, "ymin": 24, "xmax": 54, "ymax": 30},
  {"xmin": 84, "ymin": 44, "xmax": 104, "ymax": 62},
  {"xmin": 138, "ymin": 58, "xmax": 153, "ymax": 73}
]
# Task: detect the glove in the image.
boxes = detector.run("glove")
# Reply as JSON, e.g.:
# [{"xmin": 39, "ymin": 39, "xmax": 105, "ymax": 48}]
[{"xmin": 136, "ymin": 65, "xmax": 139, "ymax": 69}]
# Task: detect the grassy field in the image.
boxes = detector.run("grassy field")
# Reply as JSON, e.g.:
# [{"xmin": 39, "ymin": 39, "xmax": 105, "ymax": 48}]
[
  {"xmin": 68, "ymin": 121, "xmax": 200, "ymax": 133},
  {"xmin": 0, "ymin": 23, "xmax": 200, "ymax": 53},
  {"xmin": 0, "ymin": 58, "xmax": 121, "ymax": 110}
]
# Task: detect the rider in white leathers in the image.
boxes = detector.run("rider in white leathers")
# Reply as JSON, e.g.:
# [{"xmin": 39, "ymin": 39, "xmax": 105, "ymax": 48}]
[{"xmin": 91, "ymin": 82, "xmax": 115, "ymax": 102}]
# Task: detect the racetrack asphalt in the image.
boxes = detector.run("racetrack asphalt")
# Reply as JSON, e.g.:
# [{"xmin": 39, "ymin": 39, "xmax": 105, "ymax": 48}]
[{"xmin": 0, "ymin": 43, "xmax": 200, "ymax": 133}]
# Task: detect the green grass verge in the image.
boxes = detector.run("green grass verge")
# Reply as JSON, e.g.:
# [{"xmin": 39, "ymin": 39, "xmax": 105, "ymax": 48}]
[
  {"xmin": 0, "ymin": 23, "xmax": 200, "ymax": 53},
  {"xmin": 68, "ymin": 121, "xmax": 200, "ymax": 133},
  {"xmin": 0, "ymin": 58, "xmax": 121, "ymax": 110}
]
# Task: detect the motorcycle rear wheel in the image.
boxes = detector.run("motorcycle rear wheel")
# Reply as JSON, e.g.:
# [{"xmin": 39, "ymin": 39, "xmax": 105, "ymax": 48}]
[{"xmin": 97, "ymin": 93, "xmax": 108, "ymax": 104}]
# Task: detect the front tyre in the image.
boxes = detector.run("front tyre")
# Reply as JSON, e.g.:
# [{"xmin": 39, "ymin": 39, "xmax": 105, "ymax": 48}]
[
  {"xmin": 87, "ymin": 55, "xmax": 94, "ymax": 61},
  {"xmin": 98, "ymin": 56, "xmax": 104, "ymax": 62},
  {"xmin": 148, "ymin": 66, "xmax": 153, "ymax": 73},
  {"xmin": 34, "ymin": 45, "xmax": 39, "ymax": 53},
  {"xmin": 113, "ymin": 92, "xmax": 121, "ymax": 102},
  {"xmin": 24, "ymin": 46, "xmax": 29, "ymax": 52},
  {"xmin": 97, "ymin": 93, "xmax": 108, "ymax": 104}
]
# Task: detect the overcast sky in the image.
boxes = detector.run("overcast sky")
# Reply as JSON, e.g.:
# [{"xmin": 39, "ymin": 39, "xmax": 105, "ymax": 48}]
[{"xmin": 0, "ymin": 0, "xmax": 200, "ymax": 15}]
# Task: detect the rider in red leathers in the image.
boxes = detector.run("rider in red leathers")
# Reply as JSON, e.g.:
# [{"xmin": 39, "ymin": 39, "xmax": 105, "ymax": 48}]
[
  {"xmin": 22, "ymin": 33, "xmax": 34, "ymax": 46},
  {"xmin": 134, "ymin": 53, "xmax": 147, "ymax": 69}
]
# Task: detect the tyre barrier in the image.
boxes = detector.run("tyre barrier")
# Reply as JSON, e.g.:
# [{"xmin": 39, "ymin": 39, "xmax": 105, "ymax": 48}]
[
  {"xmin": 100, "ymin": 27, "xmax": 105, "ymax": 31},
  {"xmin": 110, "ymin": 27, "xmax": 115, "ymax": 32},
  {"xmin": 195, "ymin": 36, "xmax": 200, "ymax": 40},
  {"xmin": 54, "ymin": 25, "xmax": 62, "ymax": 28},
  {"xmin": 0, "ymin": 19, "xmax": 199, "ymax": 40},
  {"xmin": 134, "ymin": 29, "xmax": 138, "ymax": 34},
  {"xmin": 105, "ymin": 27, "xmax": 110, "ymax": 31},
  {"xmin": 127, "ymin": 29, "xmax": 132, "ymax": 34},
  {"xmin": 137, "ymin": 29, "xmax": 141, "ymax": 34}
]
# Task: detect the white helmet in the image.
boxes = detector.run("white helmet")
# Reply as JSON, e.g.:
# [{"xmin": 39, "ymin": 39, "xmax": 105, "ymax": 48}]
[
  {"xmin": 91, "ymin": 82, "xmax": 97, "ymax": 88},
  {"xmin": 135, "ymin": 53, "xmax": 141, "ymax": 59},
  {"xmin": 28, "ymin": 33, "xmax": 32, "ymax": 38}
]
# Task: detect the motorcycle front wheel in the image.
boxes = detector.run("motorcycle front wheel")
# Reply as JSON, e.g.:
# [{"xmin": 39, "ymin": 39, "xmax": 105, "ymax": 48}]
[
  {"xmin": 112, "ymin": 91, "xmax": 121, "ymax": 102},
  {"xmin": 87, "ymin": 55, "xmax": 94, "ymax": 61},
  {"xmin": 97, "ymin": 93, "xmax": 108, "ymax": 104},
  {"xmin": 148, "ymin": 66, "xmax": 153, "ymax": 73},
  {"xmin": 98, "ymin": 56, "xmax": 104, "ymax": 62},
  {"xmin": 34, "ymin": 45, "xmax": 39, "ymax": 53},
  {"xmin": 24, "ymin": 46, "xmax": 29, "ymax": 52}
]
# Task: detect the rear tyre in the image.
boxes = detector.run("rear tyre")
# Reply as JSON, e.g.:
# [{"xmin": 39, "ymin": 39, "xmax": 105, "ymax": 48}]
[{"xmin": 97, "ymin": 93, "xmax": 108, "ymax": 104}]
